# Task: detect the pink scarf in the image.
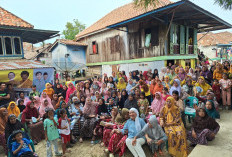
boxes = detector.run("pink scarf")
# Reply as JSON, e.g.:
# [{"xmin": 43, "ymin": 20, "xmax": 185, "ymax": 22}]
[
  {"xmin": 40, "ymin": 92, "xmax": 52, "ymax": 105},
  {"xmin": 34, "ymin": 96, "xmax": 41, "ymax": 109},
  {"xmin": 151, "ymin": 92, "xmax": 165, "ymax": 114},
  {"xmin": 65, "ymin": 83, "xmax": 76, "ymax": 103},
  {"xmin": 39, "ymin": 99, "xmax": 54, "ymax": 117}
]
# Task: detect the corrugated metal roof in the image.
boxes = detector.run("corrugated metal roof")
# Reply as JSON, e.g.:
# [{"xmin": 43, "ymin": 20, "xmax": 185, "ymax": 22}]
[{"xmin": 0, "ymin": 59, "xmax": 53, "ymax": 71}]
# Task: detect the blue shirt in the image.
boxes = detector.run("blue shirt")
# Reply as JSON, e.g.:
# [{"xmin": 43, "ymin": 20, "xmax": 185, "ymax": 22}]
[
  {"xmin": 12, "ymin": 138, "xmax": 32, "ymax": 157},
  {"xmin": 121, "ymin": 118, "xmax": 146, "ymax": 139},
  {"xmin": 71, "ymin": 105, "xmax": 83, "ymax": 116}
]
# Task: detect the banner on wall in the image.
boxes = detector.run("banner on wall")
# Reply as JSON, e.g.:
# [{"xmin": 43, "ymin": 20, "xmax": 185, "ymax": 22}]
[
  {"xmin": 33, "ymin": 68, "xmax": 54, "ymax": 93},
  {"xmin": 0, "ymin": 69, "xmax": 33, "ymax": 88}
]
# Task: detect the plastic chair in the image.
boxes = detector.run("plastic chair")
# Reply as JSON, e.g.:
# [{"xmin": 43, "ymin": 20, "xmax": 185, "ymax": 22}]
[
  {"xmin": 184, "ymin": 96, "xmax": 199, "ymax": 123},
  {"xmin": 7, "ymin": 131, "xmax": 35, "ymax": 157}
]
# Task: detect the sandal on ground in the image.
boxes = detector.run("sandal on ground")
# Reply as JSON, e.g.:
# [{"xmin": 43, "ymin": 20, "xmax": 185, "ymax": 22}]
[
  {"xmin": 79, "ymin": 138, "xmax": 83, "ymax": 143},
  {"xmin": 104, "ymin": 149, "xmax": 109, "ymax": 153},
  {"xmin": 159, "ymin": 149, "xmax": 164, "ymax": 156},
  {"xmin": 66, "ymin": 150, "xmax": 72, "ymax": 153},
  {"xmin": 153, "ymin": 152, "xmax": 158, "ymax": 157},
  {"xmin": 55, "ymin": 152, "xmax": 63, "ymax": 156},
  {"xmin": 109, "ymin": 153, "xmax": 114, "ymax": 157}
]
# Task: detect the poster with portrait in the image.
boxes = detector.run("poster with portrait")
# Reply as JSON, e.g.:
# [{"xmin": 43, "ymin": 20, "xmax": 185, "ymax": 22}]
[
  {"xmin": 33, "ymin": 68, "xmax": 54, "ymax": 93},
  {"xmin": 0, "ymin": 69, "xmax": 33, "ymax": 88}
]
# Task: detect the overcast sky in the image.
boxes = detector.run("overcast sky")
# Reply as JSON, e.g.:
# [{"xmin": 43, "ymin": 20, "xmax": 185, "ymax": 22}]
[{"xmin": 1, "ymin": 0, "xmax": 231, "ymax": 44}]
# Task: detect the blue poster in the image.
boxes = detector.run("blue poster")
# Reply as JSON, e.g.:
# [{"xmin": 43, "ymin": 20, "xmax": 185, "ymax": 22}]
[{"xmin": 33, "ymin": 68, "xmax": 54, "ymax": 93}]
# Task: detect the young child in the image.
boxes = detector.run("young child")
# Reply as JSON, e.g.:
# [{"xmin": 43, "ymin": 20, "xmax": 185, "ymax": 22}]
[
  {"xmin": 12, "ymin": 130, "xmax": 37, "ymax": 157},
  {"xmin": 138, "ymin": 92, "xmax": 149, "ymax": 119},
  {"xmin": 212, "ymin": 79, "xmax": 221, "ymax": 104},
  {"xmin": 58, "ymin": 109, "xmax": 71, "ymax": 156},
  {"xmin": 44, "ymin": 108, "xmax": 62, "ymax": 157},
  {"xmin": 219, "ymin": 73, "xmax": 231, "ymax": 110},
  {"xmin": 105, "ymin": 98, "xmax": 115, "ymax": 114}
]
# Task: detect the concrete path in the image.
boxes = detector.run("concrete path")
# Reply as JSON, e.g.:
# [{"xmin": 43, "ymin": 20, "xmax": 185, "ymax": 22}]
[{"xmin": 189, "ymin": 110, "xmax": 232, "ymax": 157}]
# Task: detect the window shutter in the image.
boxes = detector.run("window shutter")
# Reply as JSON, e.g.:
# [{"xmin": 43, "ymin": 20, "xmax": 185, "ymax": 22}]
[
  {"xmin": 180, "ymin": 25, "xmax": 185, "ymax": 54},
  {"xmin": 170, "ymin": 24, "xmax": 174, "ymax": 54},
  {"xmin": 186, "ymin": 27, "xmax": 189, "ymax": 54},
  {"xmin": 193, "ymin": 28, "xmax": 198, "ymax": 54}
]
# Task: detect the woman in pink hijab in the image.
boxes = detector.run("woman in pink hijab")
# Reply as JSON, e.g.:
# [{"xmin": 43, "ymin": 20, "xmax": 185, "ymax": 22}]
[
  {"xmin": 39, "ymin": 99, "xmax": 54, "ymax": 117},
  {"xmin": 33, "ymin": 96, "xmax": 41, "ymax": 109},
  {"xmin": 65, "ymin": 82, "xmax": 76, "ymax": 103},
  {"xmin": 40, "ymin": 92, "xmax": 52, "ymax": 105},
  {"xmin": 151, "ymin": 92, "xmax": 165, "ymax": 117}
]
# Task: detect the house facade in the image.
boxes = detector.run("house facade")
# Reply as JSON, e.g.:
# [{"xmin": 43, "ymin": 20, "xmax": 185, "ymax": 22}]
[
  {"xmin": 49, "ymin": 39, "xmax": 87, "ymax": 74},
  {"xmin": 76, "ymin": 0, "xmax": 231, "ymax": 76}
]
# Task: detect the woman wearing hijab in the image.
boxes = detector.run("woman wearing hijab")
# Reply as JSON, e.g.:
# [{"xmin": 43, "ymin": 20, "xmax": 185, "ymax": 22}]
[
  {"xmin": 79, "ymin": 97, "xmax": 98, "ymax": 143},
  {"xmin": 100, "ymin": 83, "xmax": 110, "ymax": 102},
  {"xmin": 5, "ymin": 114, "xmax": 25, "ymax": 141},
  {"xmin": 134, "ymin": 115, "xmax": 167, "ymax": 157},
  {"xmin": 126, "ymin": 79, "xmax": 136, "ymax": 95},
  {"xmin": 118, "ymin": 89, "xmax": 128, "ymax": 109},
  {"xmin": 187, "ymin": 108, "xmax": 220, "ymax": 145},
  {"xmin": 117, "ymin": 78, "xmax": 127, "ymax": 92},
  {"xmin": 40, "ymin": 92, "xmax": 52, "ymax": 106},
  {"xmin": 0, "ymin": 108, "xmax": 8, "ymax": 155},
  {"xmin": 178, "ymin": 67, "xmax": 186, "ymax": 81},
  {"xmin": 160, "ymin": 97, "xmax": 187, "ymax": 157},
  {"xmin": 151, "ymin": 92, "xmax": 165, "ymax": 117},
  {"xmin": 65, "ymin": 82, "xmax": 76, "ymax": 103},
  {"xmin": 33, "ymin": 96, "xmax": 41, "ymax": 110},
  {"xmin": 201, "ymin": 65, "xmax": 213, "ymax": 84},
  {"xmin": 124, "ymin": 94, "xmax": 139, "ymax": 111},
  {"xmin": 112, "ymin": 108, "xmax": 146, "ymax": 157},
  {"xmin": 107, "ymin": 108, "xmax": 129, "ymax": 157},
  {"xmin": 21, "ymin": 101, "xmax": 45, "ymax": 144},
  {"xmin": 213, "ymin": 63, "xmax": 223, "ymax": 81},
  {"xmin": 205, "ymin": 100, "xmax": 220, "ymax": 119},
  {"xmin": 7, "ymin": 101, "xmax": 20, "ymax": 117},
  {"xmin": 55, "ymin": 101, "xmax": 70, "ymax": 118},
  {"xmin": 169, "ymin": 79, "xmax": 181, "ymax": 96},
  {"xmin": 43, "ymin": 83, "xmax": 55, "ymax": 100},
  {"xmin": 194, "ymin": 76, "xmax": 211, "ymax": 96},
  {"xmin": 39, "ymin": 99, "xmax": 54, "ymax": 117},
  {"xmin": 54, "ymin": 82, "xmax": 63, "ymax": 95},
  {"xmin": 139, "ymin": 80, "xmax": 151, "ymax": 105}
]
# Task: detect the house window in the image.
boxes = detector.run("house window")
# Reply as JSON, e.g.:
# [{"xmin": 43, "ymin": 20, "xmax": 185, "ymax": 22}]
[
  {"xmin": 92, "ymin": 41, "xmax": 98, "ymax": 54},
  {"xmin": 14, "ymin": 37, "xmax": 22, "ymax": 54},
  {"xmin": 173, "ymin": 25, "xmax": 180, "ymax": 44},
  {"xmin": 4, "ymin": 37, "xmax": 13, "ymax": 55},
  {"xmin": 110, "ymin": 35, "xmax": 120, "ymax": 53},
  {"xmin": 0, "ymin": 37, "xmax": 3, "ymax": 55},
  {"xmin": 144, "ymin": 26, "xmax": 159, "ymax": 48}
]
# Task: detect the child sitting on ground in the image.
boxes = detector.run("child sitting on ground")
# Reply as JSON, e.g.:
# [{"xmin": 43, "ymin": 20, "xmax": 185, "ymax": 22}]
[
  {"xmin": 58, "ymin": 109, "xmax": 71, "ymax": 157},
  {"xmin": 44, "ymin": 108, "xmax": 62, "ymax": 157},
  {"xmin": 12, "ymin": 130, "xmax": 37, "ymax": 157}
]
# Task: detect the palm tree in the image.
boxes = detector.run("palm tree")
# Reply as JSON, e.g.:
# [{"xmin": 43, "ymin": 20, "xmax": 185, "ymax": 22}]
[{"xmin": 134, "ymin": 0, "xmax": 232, "ymax": 10}]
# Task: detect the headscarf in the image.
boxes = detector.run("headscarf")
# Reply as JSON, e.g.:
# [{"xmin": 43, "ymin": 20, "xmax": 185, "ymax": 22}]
[
  {"xmin": 142, "ymin": 115, "xmax": 165, "ymax": 140},
  {"xmin": 195, "ymin": 76, "xmax": 211, "ymax": 96},
  {"xmin": 124, "ymin": 94, "xmax": 138, "ymax": 110},
  {"xmin": 143, "ymin": 71, "xmax": 148, "ymax": 80},
  {"xmin": 65, "ymin": 82, "xmax": 76, "ymax": 103},
  {"xmin": 7, "ymin": 101, "xmax": 20, "ymax": 117},
  {"xmin": 34, "ymin": 96, "xmax": 41, "ymax": 109},
  {"xmin": 117, "ymin": 78, "xmax": 127, "ymax": 91},
  {"xmin": 115, "ymin": 108, "xmax": 129, "ymax": 124},
  {"xmin": 40, "ymin": 92, "xmax": 52, "ymax": 105},
  {"xmin": 151, "ymin": 92, "xmax": 165, "ymax": 114},
  {"xmin": 0, "ymin": 108, "xmax": 8, "ymax": 135},
  {"xmin": 162, "ymin": 97, "xmax": 180, "ymax": 124},
  {"xmin": 83, "ymin": 97, "xmax": 96, "ymax": 116},
  {"xmin": 178, "ymin": 68, "xmax": 186, "ymax": 81},
  {"xmin": 55, "ymin": 101, "xmax": 70, "ymax": 118},
  {"xmin": 129, "ymin": 108, "xmax": 141, "ymax": 132},
  {"xmin": 119, "ymin": 89, "xmax": 128, "ymax": 109},
  {"xmin": 21, "ymin": 101, "xmax": 38, "ymax": 123},
  {"xmin": 39, "ymin": 99, "xmax": 54, "ymax": 117},
  {"xmin": 192, "ymin": 108, "xmax": 219, "ymax": 134},
  {"xmin": 43, "ymin": 83, "xmax": 54, "ymax": 100},
  {"xmin": 97, "ymin": 99, "xmax": 108, "ymax": 115},
  {"xmin": 5, "ymin": 114, "xmax": 25, "ymax": 140},
  {"xmin": 205, "ymin": 100, "xmax": 220, "ymax": 119},
  {"xmin": 169, "ymin": 79, "xmax": 181, "ymax": 96}
]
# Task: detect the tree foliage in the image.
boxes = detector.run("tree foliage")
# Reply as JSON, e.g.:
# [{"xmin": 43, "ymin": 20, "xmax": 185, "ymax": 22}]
[
  {"xmin": 134, "ymin": 0, "xmax": 232, "ymax": 10},
  {"xmin": 62, "ymin": 19, "xmax": 86, "ymax": 40}
]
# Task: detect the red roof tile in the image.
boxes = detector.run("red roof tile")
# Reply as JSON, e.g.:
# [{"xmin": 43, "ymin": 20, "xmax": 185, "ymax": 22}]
[
  {"xmin": 76, "ymin": 0, "xmax": 172, "ymax": 39},
  {"xmin": 198, "ymin": 31, "xmax": 232, "ymax": 46},
  {"xmin": 59, "ymin": 39, "xmax": 87, "ymax": 46},
  {"xmin": 0, "ymin": 7, "xmax": 33, "ymax": 28}
]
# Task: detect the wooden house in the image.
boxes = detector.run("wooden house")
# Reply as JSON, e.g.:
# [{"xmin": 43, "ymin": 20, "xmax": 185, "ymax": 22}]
[{"xmin": 76, "ymin": 0, "xmax": 232, "ymax": 75}]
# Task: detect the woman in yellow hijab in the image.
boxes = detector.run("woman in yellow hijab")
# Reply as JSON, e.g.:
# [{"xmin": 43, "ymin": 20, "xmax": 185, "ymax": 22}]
[
  {"xmin": 7, "ymin": 102, "xmax": 20, "ymax": 117},
  {"xmin": 43, "ymin": 83, "xmax": 55, "ymax": 100},
  {"xmin": 117, "ymin": 78, "xmax": 127, "ymax": 92},
  {"xmin": 194, "ymin": 76, "xmax": 211, "ymax": 96},
  {"xmin": 160, "ymin": 97, "xmax": 187, "ymax": 157}
]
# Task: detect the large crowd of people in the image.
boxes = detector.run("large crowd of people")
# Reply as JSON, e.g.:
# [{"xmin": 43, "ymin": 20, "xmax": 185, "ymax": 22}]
[{"xmin": 1, "ymin": 58, "xmax": 230, "ymax": 157}]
